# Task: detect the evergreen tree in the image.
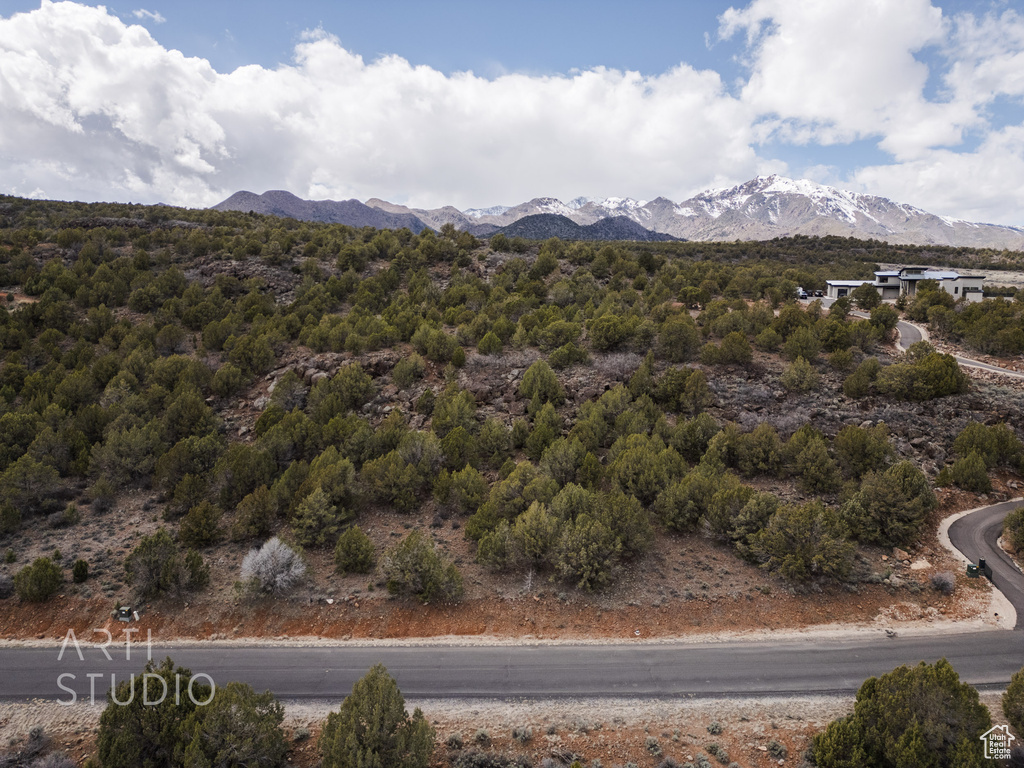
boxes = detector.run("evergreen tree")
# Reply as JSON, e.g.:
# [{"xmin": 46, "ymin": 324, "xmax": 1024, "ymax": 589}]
[
  {"xmin": 748, "ymin": 502, "xmax": 854, "ymax": 582},
  {"xmin": 97, "ymin": 657, "xmax": 212, "ymax": 768},
  {"xmin": 319, "ymin": 664, "xmax": 434, "ymax": 768},
  {"xmin": 383, "ymin": 530, "xmax": 463, "ymax": 603},
  {"xmin": 181, "ymin": 682, "xmax": 288, "ymax": 768},
  {"xmin": 335, "ymin": 525, "xmax": 376, "ymax": 575},
  {"xmin": 291, "ymin": 486, "xmax": 347, "ymax": 548},
  {"xmin": 813, "ymin": 659, "xmax": 990, "ymax": 768},
  {"xmin": 13, "ymin": 557, "xmax": 63, "ymax": 602}
]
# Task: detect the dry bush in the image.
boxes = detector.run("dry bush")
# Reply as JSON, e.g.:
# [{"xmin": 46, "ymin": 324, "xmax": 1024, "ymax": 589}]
[
  {"xmin": 240, "ymin": 537, "xmax": 306, "ymax": 595},
  {"xmin": 593, "ymin": 352, "xmax": 641, "ymax": 379}
]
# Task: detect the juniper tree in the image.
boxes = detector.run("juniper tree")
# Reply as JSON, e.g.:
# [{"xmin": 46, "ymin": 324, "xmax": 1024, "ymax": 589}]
[{"xmin": 319, "ymin": 664, "xmax": 434, "ymax": 768}]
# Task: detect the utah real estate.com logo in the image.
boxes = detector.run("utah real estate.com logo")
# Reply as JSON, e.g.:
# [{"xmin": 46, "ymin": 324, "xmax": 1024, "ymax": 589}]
[{"xmin": 980, "ymin": 725, "xmax": 1015, "ymax": 760}]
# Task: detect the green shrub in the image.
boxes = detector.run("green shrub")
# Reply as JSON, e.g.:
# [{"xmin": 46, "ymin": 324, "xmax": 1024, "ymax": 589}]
[
  {"xmin": 231, "ymin": 485, "xmax": 276, "ymax": 541},
  {"xmin": 812, "ymin": 659, "xmax": 989, "ymax": 767},
  {"xmin": 437, "ymin": 464, "xmax": 489, "ymax": 515},
  {"xmin": 72, "ymin": 559, "xmax": 89, "ymax": 583},
  {"xmin": 477, "ymin": 331, "xmax": 503, "ymax": 355},
  {"xmin": 59, "ymin": 502, "xmax": 81, "ymax": 527},
  {"xmin": 780, "ymin": 356, "xmax": 819, "ymax": 392},
  {"xmin": 177, "ymin": 500, "xmax": 222, "ymax": 548},
  {"xmin": 1005, "ymin": 666, "xmax": 1024, "ymax": 736},
  {"xmin": 319, "ymin": 664, "xmax": 433, "ymax": 768},
  {"xmin": 718, "ymin": 331, "xmax": 753, "ymax": 365},
  {"xmin": 291, "ymin": 486, "xmax": 351, "ymax": 547},
  {"xmin": 949, "ymin": 451, "xmax": 991, "ymax": 493},
  {"xmin": 392, "ymin": 353, "xmax": 427, "ymax": 387},
  {"xmin": 754, "ymin": 325, "xmax": 782, "ymax": 352},
  {"xmin": 953, "ymin": 422, "xmax": 1023, "ymax": 469},
  {"xmin": 97, "ymin": 658, "xmax": 212, "ymax": 768},
  {"xmin": 431, "ymin": 384, "xmax": 477, "ymax": 438},
  {"xmin": 308, "ymin": 362, "xmax": 376, "ymax": 422},
  {"xmin": 383, "ymin": 530, "xmax": 463, "ymax": 603},
  {"xmin": 513, "ymin": 501, "xmax": 561, "ymax": 566},
  {"xmin": 656, "ymin": 315, "xmax": 701, "ymax": 361},
  {"xmin": 782, "ymin": 327, "xmax": 820, "ymax": 362},
  {"xmin": 335, "ymin": 526, "xmax": 376, "ymax": 575},
  {"xmin": 519, "ymin": 360, "xmax": 564, "ymax": 405},
  {"xmin": 0, "ymin": 503, "xmax": 20, "ymax": 535},
  {"xmin": 828, "ymin": 347, "xmax": 854, "ymax": 372},
  {"xmin": 656, "ymin": 467, "xmax": 720, "ymax": 532},
  {"xmin": 794, "ymin": 439, "xmax": 842, "ymax": 494},
  {"xmin": 851, "ymin": 282, "xmax": 881, "ymax": 309},
  {"xmin": 747, "ymin": 502, "xmax": 854, "ymax": 582},
  {"xmin": 14, "ymin": 557, "xmax": 63, "ymax": 602},
  {"xmin": 843, "ymin": 357, "xmax": 881, "ymax": 398},
  {"xmin": 181, "ymin": 681, "xmax": 289, "ymax": 768},
  {"xmin": 124, "ymin": 528, "xmax": 209, "ymax": 598},
  {"xmin": 833, "ymin": 423, "xmax": 894, "ymax": 480},
  {"xmin": 476, "ymin": 520, "xmax": 518, "ymax": 571},
  {"xmin": 1004, "ymin": 508, "xmax": 1024, "ymax": 552},
  {"xmin": 875, "ymin": 345, "xmax": 969, "ymax": 401},
  {"xmin": 841, "ymin": 461, "xmax": 937, "ymax": 546},
  {"xmin": 441, "ymin": 425, "xmax": 478, "ymax": 469},
  {"xmin": 548, "ymin": 342, "xmax": 590, "ymax": 369},
  {"xmin": 211, "ymin": 362, "xmax": 245, "ymax": 397},
  {"xmin": 556, "ymin": 512, "xmax": 622, "ymax": 591}
]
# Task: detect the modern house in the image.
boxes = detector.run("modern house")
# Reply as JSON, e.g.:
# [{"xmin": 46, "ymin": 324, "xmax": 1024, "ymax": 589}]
[{"xmin": 825, "ymin": 266, "xmax": 985, "ymax": 303}]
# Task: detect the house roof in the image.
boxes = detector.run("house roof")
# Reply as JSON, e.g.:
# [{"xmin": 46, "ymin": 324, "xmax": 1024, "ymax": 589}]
[
  {"xmin": 874, "ymin": 271, "xmax": 901, "ymax": 277},
  {"xmin": 827, "ymin": 280, "xmax": 873, "ymax": 287},
  {"xmin": 901, "ymin": 270, "xmax": 962, "ymax": 281}
]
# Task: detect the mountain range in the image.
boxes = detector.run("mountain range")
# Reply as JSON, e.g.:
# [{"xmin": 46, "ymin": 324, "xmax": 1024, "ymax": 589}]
[{"xmin": 212, "ymin": 176, "xmax": 1024, "ymax": 249}]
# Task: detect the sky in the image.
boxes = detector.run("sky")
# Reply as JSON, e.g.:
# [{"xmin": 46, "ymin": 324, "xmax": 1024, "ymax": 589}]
[{"xmin": 1, "ymin": 1, "xmax": 1024, "ymax": 226}]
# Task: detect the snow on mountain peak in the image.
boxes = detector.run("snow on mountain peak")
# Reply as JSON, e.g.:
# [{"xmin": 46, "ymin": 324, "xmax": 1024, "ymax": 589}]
[{"xmin": 463, "ymin": 205, "xmax": 511, "ymax": 218}]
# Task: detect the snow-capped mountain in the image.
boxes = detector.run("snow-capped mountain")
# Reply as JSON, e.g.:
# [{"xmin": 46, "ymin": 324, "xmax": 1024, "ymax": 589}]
[
  {"xmin": 216, "ymin": 177, "xmax": 1024, "ymax": 248},
  {"xmin": 654, "ymin": 175, "xmax": 1018, "ymax": 246},
  {"xmin": 425, "ymin": 175, "xmax": 1022, "ymax": 248},
  {"xmin": 463, "ymin": 205, "xmax": 511, "ymax": 219}
]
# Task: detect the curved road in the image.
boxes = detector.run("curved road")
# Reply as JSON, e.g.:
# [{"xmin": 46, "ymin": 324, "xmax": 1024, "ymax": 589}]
[
  {"xmin": 896, "ymin": 318, "xmax": 1024, "ymax": 378},
  {"xmin": 1, "ymin": 500, "xmax": 1022, "ymax": 702},
  {"xmin": 819, "ymin": 295, "xmax": 1024, "ymax": 379},
  {"xmin": 949, "ymin": 499, "xmax": 1024, "ymax": 618}
]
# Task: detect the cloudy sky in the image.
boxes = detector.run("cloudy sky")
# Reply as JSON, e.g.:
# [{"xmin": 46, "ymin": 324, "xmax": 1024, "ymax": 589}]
[{"xmin": 2, "ymin": 1, "xmax": 1024, "ymax": 225}]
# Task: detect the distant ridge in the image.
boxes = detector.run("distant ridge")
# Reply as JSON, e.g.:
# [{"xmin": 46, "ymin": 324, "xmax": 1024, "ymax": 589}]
[
  {"xmin": 212, "ymin": 190, "xmax": 430, "ymax": 233},
  {"xmin": 494, "ymin": 214, "xmax": 678, "ymax": 242},
  {"xmin": 212, "ymin": 177, "xmax": 1024, "ymax": 249}
]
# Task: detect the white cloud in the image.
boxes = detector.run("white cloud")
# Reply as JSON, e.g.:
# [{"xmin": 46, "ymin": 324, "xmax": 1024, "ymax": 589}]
[
  {"xmin": 0, "ymin": 3, "xmax": 768, "ymax": 209},
  {"xmin": 0, "ymin": 1, "xmax": 1023, "ymax": 226},
  {"xmin": 719, "ymin": 0, "xmax": 965, "ymax": 155},
  {"xmin": 132, "ymin": 9, "xmax": 166, "ymax": 24},
  {"xmin": 853, "ymin": 125, "xmax": 1024, "ymax": 226},
  {"xmin": 718, "ymin": 0, "xmax": 1024, "ymax": 223}
]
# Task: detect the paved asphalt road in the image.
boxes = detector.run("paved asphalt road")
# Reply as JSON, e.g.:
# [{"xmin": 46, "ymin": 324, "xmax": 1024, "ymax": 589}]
[
  {"xmin": 895, "ymin": 319, "xmax": 922, "ymax": 350},
  {"xmin": 0, "ymin": 631, "xmax": 1022, "ymax": 702},
  {"xmin": 949, "ymin": 499, "xmax": 1024, "ymax": 622},
  {"xmin": 1, "ymin": 500, "xmax": 1022, "ymax": 702}
]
